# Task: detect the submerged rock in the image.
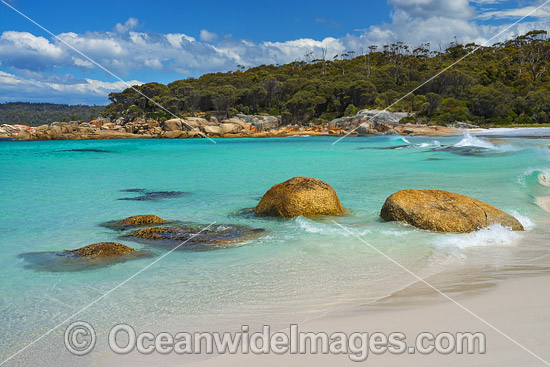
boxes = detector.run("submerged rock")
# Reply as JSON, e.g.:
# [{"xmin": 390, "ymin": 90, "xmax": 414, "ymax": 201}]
[
  {"xmin": 380, "ymin": 189, "xmax": 524, "ymax": 233},
  {"xmin": 20, "ymin": 242, "xmax": 151, "ymax": 272},
  {"xmin": 103, "ymin": 215, "xmax": 168, "ymax": 229},
  {"xmin": 56, "ymin": 148, "xmax": 113, "ymax": 153},
  {"xmin": 255, "ymin": 177, "xmax": 344, "ymax": 218},
  {"xmin": 118, "ymin": 190, "xmax": 189, "ymax": 201},
  {"xmin": 122, "ymin": 224, "xmax": 265, "ymax": 249},
  {"xmin": 432, "ymin": 146, "xmax": 494, "ymax": 156}
]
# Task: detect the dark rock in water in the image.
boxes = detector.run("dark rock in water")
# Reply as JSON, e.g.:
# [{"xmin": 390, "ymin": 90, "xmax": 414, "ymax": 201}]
[
  {"xmin": 118, "ymin": 191, "xmax": 190, "ymax": 201},
  {"xmin": 432, "ymin": 146, "xmax": 499, "ymax": 156},
  {"xmin": 102, "ymin": 214, "xmax": 168, "ymax": 229},
  {"xmin": 230, "ymin": 208, "xmax": 256, "ymax": 218},
  {"xmin": 57, "ymin": 149, "xmax": 113, "ymax": 153},
  {"xmin": 20, "ymin": 242, "xmax": 153, "ymax": 272},
  {"xmin": 122, "ymin": 224, "xmax": 265, "ymax": 249},
  {"xmin": 69, "ymin": 242, "xmax": 135, "ymax": 257},
  {"xmin": 120, "ymin": 188, "xmax": 147, "ymax": 193},
  {"xmin": 356, "ymin": 144, "xmax": 411, "ymax": 150}
]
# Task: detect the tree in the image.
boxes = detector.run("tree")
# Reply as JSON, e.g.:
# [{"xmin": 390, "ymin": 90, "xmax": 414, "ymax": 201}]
[{"xmin": 212, "ymin": 85, "xmax": 238, "ymax": 118}]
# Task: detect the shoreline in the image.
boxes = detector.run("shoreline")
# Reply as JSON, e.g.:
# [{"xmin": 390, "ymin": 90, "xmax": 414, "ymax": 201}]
[
  {"xmin": 186, "ymin": 270, "xmax": 550, "ymax": 367},
  {"xmin": 2, "ymin": 126, "xmax": 550, "ymax": 141}
]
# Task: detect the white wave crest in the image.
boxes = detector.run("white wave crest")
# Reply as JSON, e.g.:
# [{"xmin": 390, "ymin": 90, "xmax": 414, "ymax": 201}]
[
  {"xmin": 454, "ymin": 134, "xmax": 496, "ymax": 149},
  {"xmin": 434, "ymin": 224, "xmax": 521, "ymax": 249},
  {"xmin": 509, "ymin": 210, "xmax": 535, "ymax": 230},
  {"xmin": 418, "ymin": 140, "xmax": 441, "ymax": 148}
]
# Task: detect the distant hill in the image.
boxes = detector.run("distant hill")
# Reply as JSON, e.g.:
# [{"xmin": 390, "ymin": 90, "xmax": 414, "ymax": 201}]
[
  {"xmin": 0, "ymin": 102, "xmax": 106, "ymax": 126},
  {"xmin": 105, "ymin": 30, "xmax": 550, "ymax": 126}
]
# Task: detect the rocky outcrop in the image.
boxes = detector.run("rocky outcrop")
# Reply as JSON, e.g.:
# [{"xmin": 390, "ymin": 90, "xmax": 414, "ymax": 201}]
[
  {"xmin": 255, "ymin": 177, "xmax": 345, "ymax": 218},
  {"xmin": 328, "ymin": 110, "xmax": 459, "ymax": 137},
  {"xmin": 2, "ymin": 108, "xmax": 461, "ymax": 141},
  {"xmin": 328, "ymin": 110, "xmax": 409, "ymax": 133},
  {"xmin": 236, "ymin": 114, "xmax": 280, "ymax": 131},
  {"xmin": 69, "ymin": 242, "xmax": 136, "ymax": 258},
  {"xmin": 380, "ymin": 189, "xmax": 524, "ymax": 233}
]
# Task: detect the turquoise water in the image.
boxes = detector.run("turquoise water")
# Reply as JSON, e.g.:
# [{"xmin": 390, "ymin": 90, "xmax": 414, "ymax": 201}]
[{"xmin": 1, "ymin": 134, "xmax": 549, "ymax": 365}]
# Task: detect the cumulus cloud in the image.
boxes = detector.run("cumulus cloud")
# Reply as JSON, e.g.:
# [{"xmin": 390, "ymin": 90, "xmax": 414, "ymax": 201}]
[
  {"xmin": 1, "ymin": 1, "xmax": 549, "ymax": 104},
  {"xmin": 199, "ymin": 29, "xmax": 218, "ymax": 42},
  {"xmin": 350, "ymin": 0, "xmax": 549, "ymax": 48},
  {"xmin": 114, "ymin": 17, "xmax": 139, "ymax": 34},
  {"xmin": 478, "ymin": 3, "xmax": 550, "ymax": 19},
  {"xmin": 0, "ymin": 70, "xmax": 142, "ymax": 104}
]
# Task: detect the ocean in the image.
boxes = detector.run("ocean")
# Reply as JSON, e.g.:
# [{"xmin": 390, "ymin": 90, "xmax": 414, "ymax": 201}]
[{"xmin": 1, "ymin": 133, "xmax": 549, "ymax": 365}]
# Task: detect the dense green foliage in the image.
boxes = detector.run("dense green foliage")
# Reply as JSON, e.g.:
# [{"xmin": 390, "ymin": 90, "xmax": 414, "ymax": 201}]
[
  {"xmin": 0, "ymin": 102, "xmax": 105, "ymax": 126},
  {"xmin": 105, "ymin": 30, "xmax": 550, "ymax": 125}
]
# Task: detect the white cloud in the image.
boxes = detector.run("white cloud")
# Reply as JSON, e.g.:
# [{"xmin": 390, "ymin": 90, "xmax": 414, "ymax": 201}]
[
  {"xmin": 114, "ymin": 17, "xmax": 139, "ymax": 34},
  {"xmin": 72, "ymin": 57, "xmax": 94, "ymax": 68},
  {"xmin": 478, "ymin": 3, "xmax": 550, "ymax": 19},
  {"xmin": 351, "ymin": 0, "xmax": 549, "ymax": 48},
  {"xmin": 389, "ymin": 0, "xmax": 475, "ymax": 19},
  {"xmin": 199, "ymin": 29, "xmax": 218, "ymax": 42},
  {"xmin": 1, "ymin": 5, "xmax": 550, "ymax": 104},
  {"xmin": 0, "ymin": 70, "xmax": 142, "ymax": 104}
]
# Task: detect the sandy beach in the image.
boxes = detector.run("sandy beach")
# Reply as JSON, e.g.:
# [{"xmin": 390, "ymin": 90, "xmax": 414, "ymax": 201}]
[{"xmin": 190, "ymin": 273, "xmax": 550, "ymax": 367}]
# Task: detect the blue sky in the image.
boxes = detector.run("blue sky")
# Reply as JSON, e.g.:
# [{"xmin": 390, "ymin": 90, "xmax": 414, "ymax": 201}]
[{"xmin": 0, "ymin": 0, "xmax": 549, "ymax": 105}]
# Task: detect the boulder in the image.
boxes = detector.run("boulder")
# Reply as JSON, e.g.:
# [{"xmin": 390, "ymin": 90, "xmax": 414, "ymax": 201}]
[
  {"xmin": 219, "ymin": 123, "xmax": 242, "ymax": 134},
  {"xmin": 357, "ymin": 124, "xmax": 381, "ymax": 136},
  {"xmin": 161, "ymin": 118, "xmax": 183, "ymax": 131},
  {"xmin": 89, "ymin": 119, "xmax": 108, "ymax": 128},
  {"xmin": 111, "ymin": 215, "xmax": 167, "ymax": 227},
  {"xmin": 69, "ymin": 242, "xmax": 135, "ymax": 258},
  {"xmin": 202, "ymin": 125, "xmax": 223, "ymax": 136},
  {"xmin": 235, "ymin": 114, "xmax": 280, "ymax": 131},
  {"xmin": 380, "ymin": 189, "xmax": 524, "ymax": 233},
  {"xmin": 36, "ymin": 124, "xmax": 49, "ymax": 131},
  {"xmin": 187, "ymin": 117, "xmax": 212, "ymax": 126},
  {"xmin": 187, "ymin": 130, "xmax": 207, "ymax": 138},
  {"xmin": 328, "ymin": 110, "xmax": 410, "ymax": 134},
  {"xmin": 255, "ymin": 176, "xmax": 345, "ymax": 218},
  {"xmin": 16, "ymin": 129, "xmax": 32, "ymax": 140},
  {"xmin": 164, "ymin": 130, "xmax": 185, "ymax": 139}
]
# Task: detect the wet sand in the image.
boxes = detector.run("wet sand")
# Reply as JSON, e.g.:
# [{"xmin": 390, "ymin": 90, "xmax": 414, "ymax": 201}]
[{"xmin": 189, "ymin": 273, "xmax": 550, "ymax": 366}]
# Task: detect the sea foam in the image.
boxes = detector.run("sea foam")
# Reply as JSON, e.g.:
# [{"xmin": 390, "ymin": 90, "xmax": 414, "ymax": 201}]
[{"xmin": 434, "ymin": 224, "xmax": 521, "ymax": 249}]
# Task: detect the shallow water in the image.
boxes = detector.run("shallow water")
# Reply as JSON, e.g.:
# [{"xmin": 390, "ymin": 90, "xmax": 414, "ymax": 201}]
[{"xmin": 0, "ymin": 134, "xmax": 549, "ymax": 366}]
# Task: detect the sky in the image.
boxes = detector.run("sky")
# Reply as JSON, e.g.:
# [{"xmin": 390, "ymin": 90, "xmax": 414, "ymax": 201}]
[{"xmin": 0, "ymin": 0, "xmax": 549, "ymax": 105}]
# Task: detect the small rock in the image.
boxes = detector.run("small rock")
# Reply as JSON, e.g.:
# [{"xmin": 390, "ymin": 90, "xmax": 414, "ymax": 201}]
[{"xmin": 70, "ymin": 242, "xmax": 135, "ymax": 258}]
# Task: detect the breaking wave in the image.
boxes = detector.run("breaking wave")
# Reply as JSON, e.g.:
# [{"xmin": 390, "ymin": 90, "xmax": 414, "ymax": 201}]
[{"xmin": 434, "ymin": 224, "xmax": 522, "ymax": 249}]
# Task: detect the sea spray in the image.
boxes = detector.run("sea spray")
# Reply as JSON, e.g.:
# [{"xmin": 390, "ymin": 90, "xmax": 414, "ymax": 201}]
[{"xmin": 454, "ymin": 134, "xmax": 496, "ymax": 149}]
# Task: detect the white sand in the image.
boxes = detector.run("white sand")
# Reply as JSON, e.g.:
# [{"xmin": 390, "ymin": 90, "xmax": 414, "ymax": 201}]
[{"xmin": 189, "ymin": 274, "xmax": 550, "ymax": 367}]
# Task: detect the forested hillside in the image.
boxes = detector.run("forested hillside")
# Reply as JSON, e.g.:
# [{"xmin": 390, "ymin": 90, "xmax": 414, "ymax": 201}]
[
  {"xmin": 105, "ymin": 30, "xmax": 550, "ymax": 126},
  {"xmin": 0, "ymin": 103, "xmax": 105, "ymax": 126}
]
